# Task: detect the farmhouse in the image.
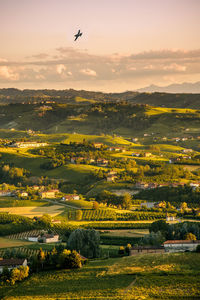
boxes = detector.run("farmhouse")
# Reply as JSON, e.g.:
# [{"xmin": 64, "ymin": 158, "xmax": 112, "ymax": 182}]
[
  {"xmin": 135, "ymin": 182, "xmax": 149, "ymax": 189},
  {"xmin": 0, "ymin": 258, "xmax": 27, "ymax": 273},
  {"xmin": 144, "ymin": 152, "xmax": 152, "ymax": 157},
  {"xmin": 130, "ymin": 246, "xmax": 164, "ymax": 256},
  {"xmin": 107, "ymin": 174, "xmax": 117, "ymax": 182},
  {"xmin": 18, "ymin": 191, "xmax": 28, "ymax": 198},
  {"xmin": 108, "ymin": 147, "xmax": 125, "ymax": 152},
  {"xmin": 96, "ymin": 159, "xmax": 108, "ymax": 167},
  {"xmin": 39, "ymin": 189, "xmax": 59, "ymax": 199},
  {"xmin": 132, "ymin": 152, "xmax": 140, "ymax": 157},
  {"xmin": 62, "ymin": 194, "xmax": 80, "ymax": 201},
  {"xmin": 0, "ymin": 190, "xmax": 13, "ymax": 197},
  {"xmin": 182, "ymin": 149, "xmax": 193, "ymax": 153},
  {"xmin": 189, "ymin": 182, "xmax": 199, "ymax": 190},
  {"xmin": 163, "ymin": 240, "xmax": 200, "ymax": 252},
  {"xmin": 166, "ymin": 215, "xmax": 176, "ymax": 222},
  {"xmin": 27, "ymin": 233, "xmax": 59, "ymax": 243},
  {"xmin": 40, "ymin": 234, "xmax": 59, "ymax": 243},
  {"xmin": 27, "ymin": 234, "xmax": 41, "ymax": 242},
  {"xmin": 93, "ymin": 143, "xmax": 103, "ymax": 149}
]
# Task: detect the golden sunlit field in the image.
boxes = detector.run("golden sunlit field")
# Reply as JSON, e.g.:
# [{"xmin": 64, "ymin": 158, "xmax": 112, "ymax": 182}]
[
  {"xmin": 0, "ymin": 205, "xmax": 64, "ymax": 218},
  {"xmin": 0, "ymin": 237, "xmax": 33, "ymax": 248}
]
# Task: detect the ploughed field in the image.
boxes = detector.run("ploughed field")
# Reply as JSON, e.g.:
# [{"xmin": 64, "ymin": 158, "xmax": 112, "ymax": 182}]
[{"xmin": 1, "ymin": 252, "xmax": 200, "ymax": 299}]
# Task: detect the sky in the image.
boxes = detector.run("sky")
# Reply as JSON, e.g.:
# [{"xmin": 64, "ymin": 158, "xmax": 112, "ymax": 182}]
[{"xmin": 0, "ymin": 0, "xmax": 200, "ymax": 92}]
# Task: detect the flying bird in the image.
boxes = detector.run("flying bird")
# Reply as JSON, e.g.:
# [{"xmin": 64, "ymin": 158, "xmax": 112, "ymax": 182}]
[{"xmin": 74, "ymin": 29, "xmax": 82, "ymax": 41}]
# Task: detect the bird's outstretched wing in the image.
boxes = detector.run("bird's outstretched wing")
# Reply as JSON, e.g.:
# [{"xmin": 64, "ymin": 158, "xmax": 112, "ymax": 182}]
[{"xmin": 74, "ymin": 34, "xmax": 78, "ymax": 41}]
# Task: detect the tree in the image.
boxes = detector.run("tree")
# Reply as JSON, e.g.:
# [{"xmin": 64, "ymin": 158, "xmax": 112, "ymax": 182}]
[
  {"xmin": 149, "ymin": 220, "xmax": 170, "ymax": 238},
  {"xmin": 58, "ymin": 249, "xmax": 82, "ymax": 269},
  {"xmin": 142, "ymin": 231, "xmax": 165, "ymax": 246},
  {"xmin": 75, "ymin": 210, "xmax": 82, "ymax": 221},
  {"xmin": 92, "ymin": 201, "xmax": 99, "ymax": 210},
  {"xmin": 125, "ymin": 243, "xmax": 132, "ymax": 255},
  {"xmin": 184, "ymin": 232, "xmax": 197, "ymax": 240},
  {"xmin": 1, "ymin": 183, "xmax": 8, "ymax": 191},
  {"xmin": 39, "ymin": 214, "xmax": 52, "ymax": 226},
  {"xmin": 67, "ymin": 229, "xmax": 100, "ymax": 258},
  {"xmin": 37, "ymin": 248, "xmax": 46, "ymax": 269},
  {"xmin": 10, "ymin": 266, "xmax": 29, "ymax": 285},
  {"xmin": 180, "ymin": 202, "xmax": 188, "ymax": 213},
  {"xmin": 122, "ymin": 193, "xmax": 132, "ymax": 209},
  {"xmin": 118, "ymin": 246, "xmax": 125, "ymax": 255}
]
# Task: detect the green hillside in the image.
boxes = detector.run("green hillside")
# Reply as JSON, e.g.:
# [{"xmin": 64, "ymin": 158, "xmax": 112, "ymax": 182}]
[
  {"xmin": 0, "ymin": 102, "xmax": 199, "ymax": 137},
  {"xmin": 1, "ymin": 253, "xmax": 199, "ymax": 299},
  {"xmin": 1, "ymin": 88, "xmax": 200, "ymax": 108}
]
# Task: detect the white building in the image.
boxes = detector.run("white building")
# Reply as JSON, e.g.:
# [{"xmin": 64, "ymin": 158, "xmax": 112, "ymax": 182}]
[
  {"xmin": 41, "ymin": 234, "xmax": 59, "ymax": 243},
  {"xmin": 163, "ymin": 240, "xmax": 200, "ymax": 252},
  {"xmin": 27, "ymin": 235, "xmax": 40, "ymax": 242}
]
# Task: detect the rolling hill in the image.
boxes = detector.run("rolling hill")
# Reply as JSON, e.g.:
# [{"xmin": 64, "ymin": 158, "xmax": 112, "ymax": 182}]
[
  {"xmin": 0, "ymin": 88, "xmax": 200, "ymax": 108},
  {"xmin": 0, "ymin": 102, "xmax": 199, "ymax": 137}
]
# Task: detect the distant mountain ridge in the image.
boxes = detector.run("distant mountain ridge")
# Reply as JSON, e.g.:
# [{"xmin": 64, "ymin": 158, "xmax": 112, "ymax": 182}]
[
  {"xmin": 0, "ymin": 87, "xmax": 200, "ymax": 108},
  {"xmin": 137, "ymin": 81, "xmax": 200, "ymax": 93}
]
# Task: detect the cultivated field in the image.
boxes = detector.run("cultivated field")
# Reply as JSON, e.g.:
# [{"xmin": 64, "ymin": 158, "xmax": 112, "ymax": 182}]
[
  {"xmin": 101, "ymin": 229, "xmax": 149, "ymax": 237},
  {"xmin": 0, "ymin": 205, "xmax": 64, "ymax": 218}
]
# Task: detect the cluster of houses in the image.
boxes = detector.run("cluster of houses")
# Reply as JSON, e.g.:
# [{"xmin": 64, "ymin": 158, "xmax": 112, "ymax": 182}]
[
  {"xmin": 169, "ymin": 155, "xmax": 192, "ymax": 163},
  {"xmin": 171, "ymin": 136, "xmax": 194, "ymax": 142},
  {"xmin": 0, "ymin": 187, "xmax": 83, "ymax": 201},
  {"xmin": 135, "ymin": 181, "xmax": 199, "ymax": 190},
  {"xmin": 70, "ymin": 157, "xmax": 109, "ymax": 167},
  {"xmin": 132, "ymin": 152, "xmax": 152, "ymax": 158},
  {"xmin": 135, "ymin": 182, "xmax": 165, "ymax": 189},
  {"xmin": 6, "ymin": 141, "xmax": 48, "ymax": 148}
]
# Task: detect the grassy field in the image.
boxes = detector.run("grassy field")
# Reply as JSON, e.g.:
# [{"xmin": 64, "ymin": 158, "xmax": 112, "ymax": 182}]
[
  {"xmin": 61, "ymin": 133, "xmax": 134, "ymax": 146},
  {"xmin": 0, "ymin": 237, "xmax": 34, "ymax": 249},
  {"xmin": 0, "ymin": 197, "xmax": 50, "ymax": 208},
  {"xmin": 0, "ymin": 148, "xmax": 101, "ymax": 182},
  {"xmin": 0, "ymin": 205, "xmax": 64, "ymax": 218},
  {"xmin": 62, "ymin": 199, "xmax": 93, "ymax": 209},
  {"xmin": 101, "ymin": 229, "xmax": 149, "ymax": 237},
  {"xmin": 0, "ymin": 252, "xmax": 199, "ymax": 299}
]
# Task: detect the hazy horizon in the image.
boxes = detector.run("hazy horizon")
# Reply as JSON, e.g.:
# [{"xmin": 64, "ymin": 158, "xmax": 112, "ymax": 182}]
[{"xmin": 1, "ymin": 0, "xmax": 200, "ymax": 92}]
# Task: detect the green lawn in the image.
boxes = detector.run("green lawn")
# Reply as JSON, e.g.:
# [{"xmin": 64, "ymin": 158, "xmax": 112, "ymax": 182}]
[
  {"xmin": 0, "ymin": 237, "xmax": 34, "ymax": 249},
  {"xmin": 1, "ymin": 253, "xmax": 199, "ymax": 299},
  {"xmin": 0, "ymin": 197, "xmax": 50, "ymax": 208},
  {"xmin": 101, "ymin": 229, "xmax": 149, "ymax": 237}
]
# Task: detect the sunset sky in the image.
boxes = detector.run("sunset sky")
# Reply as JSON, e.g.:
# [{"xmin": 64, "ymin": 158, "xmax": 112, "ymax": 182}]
[{"xmin": 0, "ymin": 0, "xmax": 200, "ymax": 92}]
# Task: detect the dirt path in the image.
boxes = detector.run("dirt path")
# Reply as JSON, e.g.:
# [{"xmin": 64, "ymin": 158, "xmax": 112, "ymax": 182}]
[{"xmin": 123, "ymin": 275, "xmax": 138, "ymax": 294}]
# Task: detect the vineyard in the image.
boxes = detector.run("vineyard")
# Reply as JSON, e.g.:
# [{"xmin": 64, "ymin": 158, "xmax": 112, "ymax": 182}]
[
  {"xmin": 66, "ymin": 209, "xmax": 169, "ymax": 221},
  {"xmin": 0, "ymin": 246, "xmax": 46, "ymax": 258}
]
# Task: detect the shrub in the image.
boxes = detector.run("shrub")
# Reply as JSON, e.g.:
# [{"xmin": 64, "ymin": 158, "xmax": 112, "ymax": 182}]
[{"xmin": 118, "ymin": 246, "xmax": 125, "ymax": 255}]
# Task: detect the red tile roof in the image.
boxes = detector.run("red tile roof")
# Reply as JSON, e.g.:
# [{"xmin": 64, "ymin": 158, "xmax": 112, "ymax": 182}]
[
  {"xmin": 164, "ymin": 240, "xmax": 200, "ymax": 244},
  {"xmin": 0, "ymin": 258, "xmax": 26, "ymax": 266}
]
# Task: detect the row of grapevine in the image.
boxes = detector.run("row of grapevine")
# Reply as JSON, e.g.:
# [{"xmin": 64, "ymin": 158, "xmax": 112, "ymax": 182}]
[
  {"xmin": 66, "ymin": 209, "xmax": 168, "ymax": 221},
  {"xmin": 7, "ymin": 230, "xmax": 44, "ymax": 240},
  {"xmin": 81, "ymin": 209, "xmax": 116, "ymax": 221},
  {"xmin": 0, "ymin": 247, "xmax": 46, "ymax": 259},
  {"xmin": 116, "ymin": 212, "xmax": 167, "ymax": 221}
]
